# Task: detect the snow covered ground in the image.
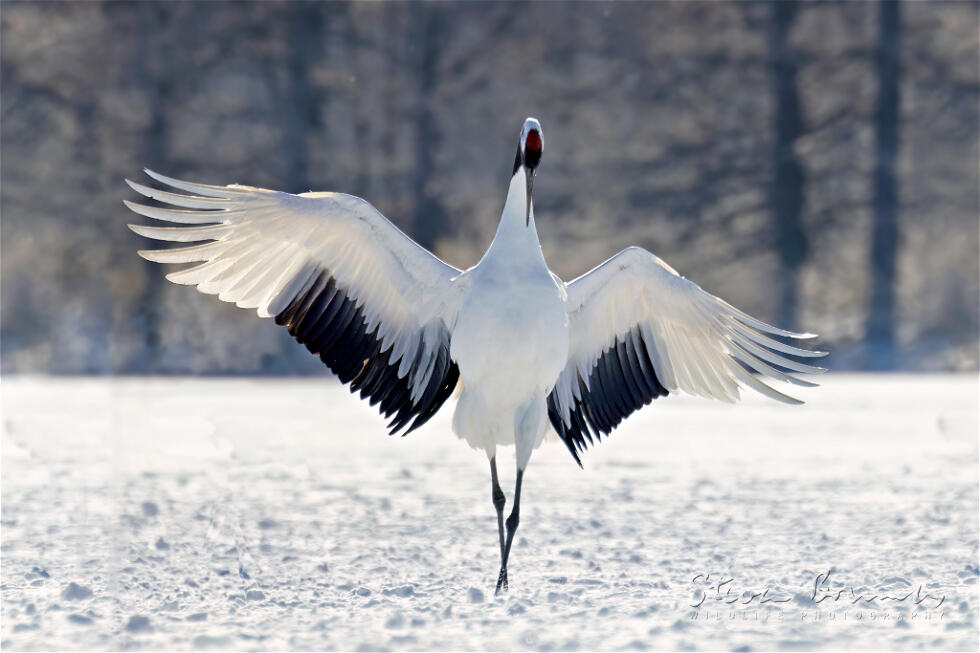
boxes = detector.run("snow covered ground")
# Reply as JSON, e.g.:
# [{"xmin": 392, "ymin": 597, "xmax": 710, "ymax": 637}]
[{"xmin": 1, "ymin": 375, "xmax": 977, "ymax": 651}]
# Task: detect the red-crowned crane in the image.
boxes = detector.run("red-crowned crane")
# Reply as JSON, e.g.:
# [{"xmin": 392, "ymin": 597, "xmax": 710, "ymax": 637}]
[{"xmin": 127, "ymin": 117, "xmax": 826, "ymax": 594}]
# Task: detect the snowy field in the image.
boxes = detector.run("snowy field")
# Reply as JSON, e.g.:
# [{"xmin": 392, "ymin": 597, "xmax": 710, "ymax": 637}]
[{"xmin": 1, "ymin": 375, "xmax": 977, "ymax": 651}]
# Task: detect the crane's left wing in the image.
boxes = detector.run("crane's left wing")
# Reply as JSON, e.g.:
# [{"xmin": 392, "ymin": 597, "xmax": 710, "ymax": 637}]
[
  {"xmin": 548, "ymin": 247, "xmax": 826, "ymax": 464},
  {"xmin": 126, "ymin": 169, "xmax": 465, "ymax": 435}
]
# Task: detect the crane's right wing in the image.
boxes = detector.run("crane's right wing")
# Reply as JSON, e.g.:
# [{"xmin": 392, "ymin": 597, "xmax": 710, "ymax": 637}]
[
  {"xmin": 126, "ymin": 169, "xmax": 465, "ymax": 435},
  {"xmin": 549, "ymin": 247, "xmax": 827, "ymax": 463}
]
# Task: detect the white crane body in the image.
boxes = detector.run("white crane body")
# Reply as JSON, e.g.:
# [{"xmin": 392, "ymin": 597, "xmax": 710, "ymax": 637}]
[{"xmin": 451, "ymin": 171, "xmax": 569, "ymax": 468}]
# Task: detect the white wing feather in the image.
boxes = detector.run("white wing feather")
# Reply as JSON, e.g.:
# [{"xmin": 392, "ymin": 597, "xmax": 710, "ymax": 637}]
[
  {"xmin": 553, "ymin": 246, "xmax": 826, "ymax": 429},
  {"xmin": 126, "ymin": 169, "xmax": 466, "ymax": 411}
]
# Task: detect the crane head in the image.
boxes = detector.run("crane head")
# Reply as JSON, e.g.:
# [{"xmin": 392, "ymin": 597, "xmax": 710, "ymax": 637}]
[{"xmin": 517, "ymin": 117, "xmax": 543, "ymax": 226}]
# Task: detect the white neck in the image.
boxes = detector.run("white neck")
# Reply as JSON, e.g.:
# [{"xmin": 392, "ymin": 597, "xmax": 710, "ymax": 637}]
[{"xmin": 483, "ymin": 170, "xmax": 546, "ymax": 269}]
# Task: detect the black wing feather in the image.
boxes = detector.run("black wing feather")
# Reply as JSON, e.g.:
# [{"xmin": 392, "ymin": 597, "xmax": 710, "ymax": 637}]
[
  {"xmin": 276, "ymin": 265, "xmax": 458, "ymax": 436},
  {"xmin": 547, "ymin": 325, "xmax": 669, "ymax": 465}
]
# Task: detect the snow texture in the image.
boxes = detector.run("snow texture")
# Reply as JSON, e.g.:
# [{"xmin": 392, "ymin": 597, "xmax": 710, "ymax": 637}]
[{"xmin": 1, "ymin": 375, "xmax": 977, "ymax": 651}]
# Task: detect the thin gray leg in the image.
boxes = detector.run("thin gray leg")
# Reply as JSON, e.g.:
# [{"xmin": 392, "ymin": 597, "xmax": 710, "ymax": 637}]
[
  {"xmin": 495, "ymin": 468, "xmax": 524, "ymax": 595},
  {"xmin": 490, "ymin": 457, "xmax": 507, "ymax": 582}
]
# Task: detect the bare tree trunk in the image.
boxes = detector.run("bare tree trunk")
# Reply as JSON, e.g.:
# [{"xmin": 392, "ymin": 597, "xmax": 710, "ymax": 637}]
[
  {"xmin": 261, "ymin": 1, "xmax": 327, "ymax": 375},
  {"xmin": 78, "ymin": 97, "xmax": 109, "ymax": 373},
  {"xmin": 868, "ymin": 0, "xmax": 901, "ymax": 370},
  {"xmin": 129, "ymin": 3, "xmax": 171, "ymax": 373},
  {"xmin": 412, "ymin": 4, "xmax": 449, "ymax": 252},
  {"xmin": 768, "ymin": 0, "xmax": 808, "ymax": 332},
  {"xmin": 285, "ymin": 1, "xmax": 325, "ymax": 194}
]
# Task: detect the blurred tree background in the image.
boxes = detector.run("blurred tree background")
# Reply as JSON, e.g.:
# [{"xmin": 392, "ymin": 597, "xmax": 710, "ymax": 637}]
[{"xmin": 1, "ymin": 0, "xmax": 977, "ymax": 375}]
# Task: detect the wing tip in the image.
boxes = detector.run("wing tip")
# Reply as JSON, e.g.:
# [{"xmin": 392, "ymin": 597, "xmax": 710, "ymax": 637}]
[
  {"xmin": 143, "ymin": 167, "xmax": 173, "ymax": 186},
  {"xmin": 787, "ymin": 375, "xmax": 820, "ymax": 388},
  {"xmin": 566, "ymin": 440, "xmax": 585, "ymax": 468},
  {"xmin": 797, "ymin": 341, "xmax": 830, "ymax": 357},
  {"xmin": 125, "ymin": 177, "xmax": 168, "ymax": 201},
  {"xmin": 164, "ymin": 270, "xmax": 194, "ymax": 285},
  {"xmin": 793, "ymin": 331, "xmax": 819, "ymax": 340}
]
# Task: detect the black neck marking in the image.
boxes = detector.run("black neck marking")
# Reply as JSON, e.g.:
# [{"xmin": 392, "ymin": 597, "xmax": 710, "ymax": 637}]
[{"xmin": 512, "ymin": 144, "xmax": 522, "ymax": 176}]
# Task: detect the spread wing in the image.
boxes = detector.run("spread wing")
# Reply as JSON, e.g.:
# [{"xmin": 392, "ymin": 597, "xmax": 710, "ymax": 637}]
[
  {"xmin": 548, "ymin": 246, "xmax": 827, "ymax": 464},
  {"xmin": 126, "ymin": 169, "xmax": 465, "ymax": 435}
]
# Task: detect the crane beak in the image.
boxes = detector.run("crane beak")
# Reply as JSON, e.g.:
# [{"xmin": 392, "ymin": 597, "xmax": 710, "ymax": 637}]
[{"xmin": 525, "ymin": 167, "xmax": 534, "ymax": 227}]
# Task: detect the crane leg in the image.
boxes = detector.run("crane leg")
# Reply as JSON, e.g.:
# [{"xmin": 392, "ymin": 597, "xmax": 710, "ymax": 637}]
[
  {"xmin": 490, "ymin": 457, "xmax": 507, "ymax": 589},
  {"xmin": 494, "ymin": 468, "xmax": 523, "ymax": 595}
]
